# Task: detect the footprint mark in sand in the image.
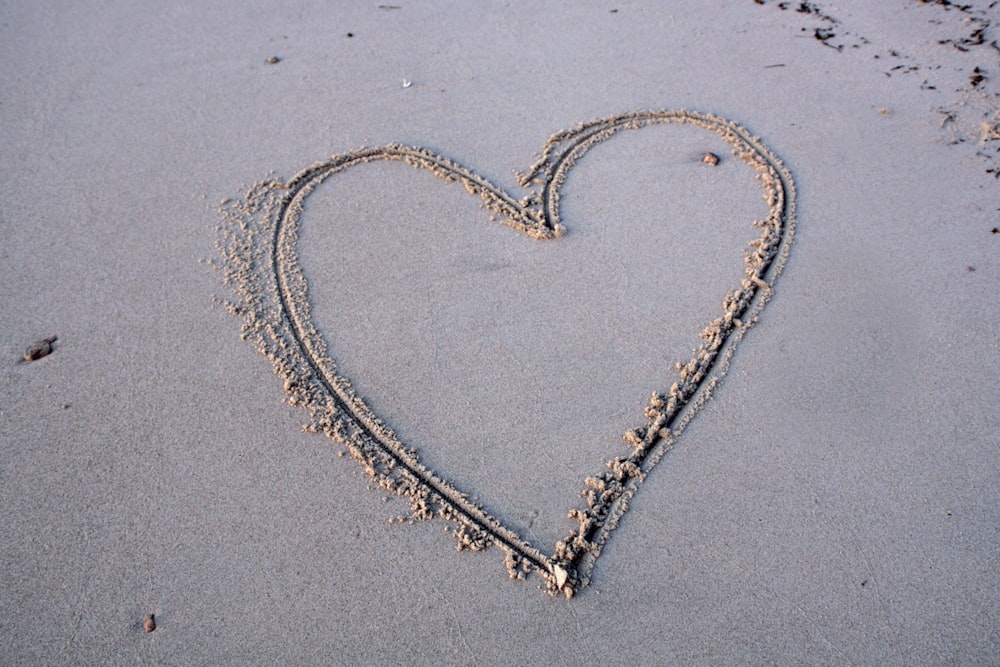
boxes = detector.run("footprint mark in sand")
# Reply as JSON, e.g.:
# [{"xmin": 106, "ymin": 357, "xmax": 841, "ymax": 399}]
[{"xmin": 217, "ymin": 110, "xmax": 796, "ymax": 597}]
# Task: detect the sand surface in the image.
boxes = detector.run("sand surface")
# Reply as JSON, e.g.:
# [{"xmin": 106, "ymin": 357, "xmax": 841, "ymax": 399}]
[{"xmin": 2, "ymin": 1, "xmax": 998, "ymax": 663}]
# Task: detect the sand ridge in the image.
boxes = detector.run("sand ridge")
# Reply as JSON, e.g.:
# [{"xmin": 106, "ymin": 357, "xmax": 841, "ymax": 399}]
[{"xmin": 216, "ymin": 110, "xmax": 796, "ymax": 597}]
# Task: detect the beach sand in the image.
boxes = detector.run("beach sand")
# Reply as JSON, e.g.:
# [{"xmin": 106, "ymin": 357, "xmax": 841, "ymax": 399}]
[{"xmin": 2, "ymin": 1, "xmax": 998, "ymax": 663}]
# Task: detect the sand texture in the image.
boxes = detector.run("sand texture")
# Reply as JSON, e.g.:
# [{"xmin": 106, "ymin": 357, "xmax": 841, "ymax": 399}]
[
  {"xmin": 2, "ymin": 1, "xmax": 999, "ymax": 664},
  {"xmin": 217, "ymin": 110, "xmax": 796, "ymax": 596}
]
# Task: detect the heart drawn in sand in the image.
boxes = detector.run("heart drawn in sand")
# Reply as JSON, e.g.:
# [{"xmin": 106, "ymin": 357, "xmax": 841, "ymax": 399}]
[{"xmin": 217, "ymin": 110, "xmax": 795, "ymax": 597}]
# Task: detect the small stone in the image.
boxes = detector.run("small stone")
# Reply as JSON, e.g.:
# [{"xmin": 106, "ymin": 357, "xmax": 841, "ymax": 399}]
[
  {"xmin": 553, "ymin": 565, "xmax": 568, "ymax": 589},
  {"xmin": 266, "ymin": 56, "xmax": 281, "ymax": 64},
  {"xmin": 24, "ymin": 336, "xmax": 57, "ymax": 362},
  {"xmin": 143, "ymin": 614, "xmax": 156, "ymax": 633},
  {"xmin": 702, "ymin": 152, "xmax": 720, "ymax": 166}
]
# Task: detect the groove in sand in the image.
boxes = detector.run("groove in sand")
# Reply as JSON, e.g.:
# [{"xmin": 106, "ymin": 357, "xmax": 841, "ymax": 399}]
[{"xmin": 216, "ymin": 110, "xmax": 796, "ymax": 597}]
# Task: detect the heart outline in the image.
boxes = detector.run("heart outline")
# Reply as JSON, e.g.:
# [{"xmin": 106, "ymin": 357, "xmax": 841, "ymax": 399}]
[{"xmin": 217, "ymin": 110, "xmax": 796, "ymax": 597}]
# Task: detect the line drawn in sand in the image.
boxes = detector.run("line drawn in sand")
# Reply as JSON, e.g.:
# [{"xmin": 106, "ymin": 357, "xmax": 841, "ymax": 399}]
[{"xmin": 216, "ymin": 110, "xmax": 796, "ymax": 597}]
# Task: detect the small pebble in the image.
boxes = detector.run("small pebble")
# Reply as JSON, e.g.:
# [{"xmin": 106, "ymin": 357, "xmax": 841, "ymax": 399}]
[
  {"xmin": 702, "ymin": 152, "xmax": 720, "ymax": 166},
  {"xmin": 24, "ymin": 336, "xmax": 57, "ymax": 362},
  {"xmin": 266, "ymin": 56, "xmax": 281, "ymax": 64},
  {"xmin": 143, "ymin": 614, "xmax": 156, "ymax": 633}
]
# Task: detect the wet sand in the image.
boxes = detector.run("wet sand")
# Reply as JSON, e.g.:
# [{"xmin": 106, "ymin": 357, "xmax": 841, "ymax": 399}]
[{"xmin": 2, "ymin": 1, "xmax": 998, "ymax": 663}]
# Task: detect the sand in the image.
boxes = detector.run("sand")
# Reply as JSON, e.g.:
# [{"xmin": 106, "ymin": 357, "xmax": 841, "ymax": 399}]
[
  {"xmin": 2, "ymin": 0, "xmax": 998, "ymax": 663},
  {"xmin": 217, "ymin": 110, "xmax": 796, "ymax": 597}
]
